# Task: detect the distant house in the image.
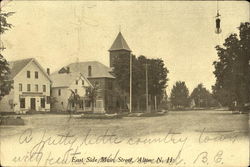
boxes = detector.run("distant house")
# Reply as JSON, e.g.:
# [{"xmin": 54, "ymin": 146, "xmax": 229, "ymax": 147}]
[
  {"xmin": 50, "ymin": 72, "xmax": 93, "ymax": 112},
  {"xmin": 0, "ymin": 58, "xmax": 51, "ymax": 114}
]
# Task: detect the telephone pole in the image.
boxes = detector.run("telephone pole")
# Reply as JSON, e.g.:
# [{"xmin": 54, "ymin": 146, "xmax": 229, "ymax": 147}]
[
  {"xmin": 146, "ymin": 62, "xmax": 149, "ymax": 113},
  {"xmin": 129, "ymin": 52, "xmax": 132, "ymax": 113}
]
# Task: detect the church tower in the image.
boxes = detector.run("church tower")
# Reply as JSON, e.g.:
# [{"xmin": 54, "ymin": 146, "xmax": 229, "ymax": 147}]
[{"xmin": 109, "ymin": 32, "xmax": 131, "ymax": 68}]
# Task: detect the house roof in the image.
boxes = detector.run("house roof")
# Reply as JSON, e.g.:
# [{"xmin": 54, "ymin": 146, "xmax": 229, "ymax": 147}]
[
  {"xmin": 50, "ymin": 72, "xmax": 91, "ymax": 88},
  {"xmin": 109, "ymin": 32, "xmax": 131, "ymax": 52},
  {"xmin": 8, "ymin": 58, "xmax": 51, "ymax": 81},
  {"xmin": 8, "ymin": 58, "xmax": 33, "ymax": 79},
  {"xmin": 53, "ymin": 61, "xmax": 115, "ymax": 79}
]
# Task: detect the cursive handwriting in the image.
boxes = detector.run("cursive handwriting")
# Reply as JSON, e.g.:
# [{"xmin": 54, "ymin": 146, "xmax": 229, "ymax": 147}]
[
  {"xmin": 11, "ymin": 127, "xmax": 237, "ymax": 166},
  {"xmin": 19, "ymin": 128, "xmax": 33, "ymax": 144},
  {"xmin": 127, "ymin": 129, "xmax": 188, "ymax": 150},
  {"xmin": 80, "ymin": 129, "xmax": 123, "ymax": 146},
  {"xmin": 199, "ymin": 128, "xmax": 238, "ymax": 143}
]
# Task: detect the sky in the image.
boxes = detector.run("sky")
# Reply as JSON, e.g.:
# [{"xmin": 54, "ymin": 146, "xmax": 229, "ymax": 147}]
[{"xmin": 1, "ymin": 1, "xmax": 249, "ymax": 94}]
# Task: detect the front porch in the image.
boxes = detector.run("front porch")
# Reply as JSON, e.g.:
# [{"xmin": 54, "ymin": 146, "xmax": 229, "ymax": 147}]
[
  {"xmin": 68, "ymin": 97, "xmax": 105, "ymax": 113},
  {"xmin": 16, "ymin": 93, "xmax": 50, "ymax": 114}
]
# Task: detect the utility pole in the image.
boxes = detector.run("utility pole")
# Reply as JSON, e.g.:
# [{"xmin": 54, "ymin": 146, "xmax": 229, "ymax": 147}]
[
  {"xmin": 154, "ymin": 95, "xmax": 157, "ymax": 111},
  {"xmin": 146, "ymin": 62, "xmax": 149, "ymax": 113},
  {"xmin": 129, "ymin": 52, "xmax": 132, "ymax": 113},
  {"xmin": 72, "ymin": 5, "xmax": 98, "ymax": 56},
  {"xmin": 73, "ymin": 7, "xmax": 84, "ymax": 54}
]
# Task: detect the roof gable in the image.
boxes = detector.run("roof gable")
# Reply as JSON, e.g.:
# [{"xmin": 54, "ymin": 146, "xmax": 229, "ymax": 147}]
[
  {"xmin": 53, "ymin": 61, "xmax": 115, "ymax": 79},
  {"xmin": 8, "ymin": 58, "xmax": 51, "ymax": 82},
  {"xmin": 51, "ymin": 72, "xmax": 93, "ymax": 88},
  {"xmin": 8, "ymin": 58, "xmax": 33, "ymax": 79},
  {"xmin": 109, "ymin": 32, "xmax": 131, "ymax": 52}
]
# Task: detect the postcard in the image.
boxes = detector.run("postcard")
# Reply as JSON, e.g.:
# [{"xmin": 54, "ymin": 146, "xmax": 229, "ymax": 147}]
[{"xmin": 0, "ymin": 0, "xmax": 249, "ymax": 167}]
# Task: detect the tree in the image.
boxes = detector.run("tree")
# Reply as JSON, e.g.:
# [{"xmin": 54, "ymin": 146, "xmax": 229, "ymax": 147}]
[
  {"xmin": 112, "ymin": 54, "xmax": 139, "ymax": 94},
  {"xmin": 158, "ymin": 90, "xmax": 169, "ymax": 110},
  {"xmin": 170, "ymin": 81, "xmax": 189, "ymax": 109},
  {"xmin": 213, "ymin": 22, "xmax": 250, "ymax": 109},
  {"xmin": 112, "ymin": 54, "xmax": 144, "ymax": 110},
  {"xmin": 68, "ymin": 89, "xmax": 81, "ymax": 114},
  {"xmin": 0, "ymin": 11, "xmax": 14, "ymax": 101},
  {"xmin": 86, "ymin": 84, "xmax": 98, "ymax": 112},
  {"xmin": 190, "ymin": 83, "xmax": 218, "ymax": 108},
  {"xmin": 147, "ymin": 57, "xmax": 169, "ymax": 108},
  {"xmin": 112, "ymin": 54, "xmax": 169, "ymax": 111}
]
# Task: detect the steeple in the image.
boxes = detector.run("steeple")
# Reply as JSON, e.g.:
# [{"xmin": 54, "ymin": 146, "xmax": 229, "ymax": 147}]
[
  {"xmin": 109, "ymin": 32, "xmax": 132, "ymax": 67},
  {"xmin": 109, "ymin": 32, "xmax": 131, "ymax": 52}
]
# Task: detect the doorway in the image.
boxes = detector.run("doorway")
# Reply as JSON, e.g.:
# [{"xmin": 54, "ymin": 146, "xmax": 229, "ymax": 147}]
[{"xmin": 30, "ymin": 98, "xmax": 36, "ymax": 110}]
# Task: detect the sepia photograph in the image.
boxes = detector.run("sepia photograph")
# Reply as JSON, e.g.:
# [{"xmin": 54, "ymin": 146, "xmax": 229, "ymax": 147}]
[{"xmin": 0, "ymin": 0, "xmax": 249, "ymax": 166}]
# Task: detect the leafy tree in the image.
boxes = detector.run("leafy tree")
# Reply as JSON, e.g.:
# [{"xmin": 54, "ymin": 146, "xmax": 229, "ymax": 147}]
[
  {"xmin": 213, "ymin": 22, "xmax": 250, "ymax": 109},
  {"xmin": 0, "ymin": 12, "xmax": 14, "ymax": 34},
  {"xmin": 112, "ymin": 54, "xmax": 138, "ymax": 93},
  {"xmin": 112, "ymin": 54, "xmax": 169, "ymax": 111},
  {"xmin": 86, "ymin": 84, "xmax": 98, "ymax": 112},
  {"xmin": 147, "ymin": 57, "xmax": 169, "ymax": 108},
  {"xmin": 112, "ymin": 54, "xmax": 144, "ymax": 110},
  {"xmin": 190, "ymin": 83, "xmax": 218, "ymax": 108},
  {"xmin": 0, "ymin": 11, "xmax": 14, "ymax": 101},
  {"xmin": 68, "ymin": 89, "xmax": 81, "ymax": 113},
  {"xmin": 170, "ymin": 81, "xmax": 189, "ymax": 109},
  {"xmin": 158, "ymin": 90, "xmax": 169, "ymax": 110}
]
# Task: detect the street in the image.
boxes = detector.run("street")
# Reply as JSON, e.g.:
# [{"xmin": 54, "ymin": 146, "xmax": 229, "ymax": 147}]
[{"xmin": 0, "ymin": 110, "xmax": 248, "ymax": 139}]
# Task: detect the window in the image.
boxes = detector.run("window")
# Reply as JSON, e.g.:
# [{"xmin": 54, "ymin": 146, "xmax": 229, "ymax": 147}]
[
  {"xmin": 27, "ymin": 71, "xmax": 30, "ymax": 78},
  {"xmin": 75, "ymin": 89, "xmax": 77, "ymax": 94},
  {"xmin": 76, "ymin": 80, "xmax": 78, "ymax": 85},
  {"xmin": 94, "ymin": 81, "xmax": 100, "ymax": 87},
  {"xmin": 79, "ymin": 100, "xmax": 83, "ymax": 109},
  {"xmin": 43, "ymin": 85, "xmax": 46, "ymax": 92},
  {"xmin": 41, "ymin": 98, "xmax": 45, "ymax": 108},
  {"xmin": 96, "ymin": 100, "xmax": 103, "ymax": 108},
  {"xmin": 107, "ymin": 95, "xmax": 112, "ymax": 105},
  {"xmin": 20, "ymin": 98, "xmax": 25, "ymax": 108},
  {"xmin": 35, "ymin": 84, "xmax": 38, "ymax": 92},
  {"xmin": 82, "ymin": 80, "xmax": 84, "ymax": 86},
  {"xmin": 58, "ymin": 89, "xmax": 61, "ymax": 96},
  {"xmin": 35, "ymin": 71, "xmax": 39, "ymax": 79},
  {"xmin": 19, "ymin": 84, "xmax": 22, "ymax": 91},
  {"xmin": 27, "ymin": 84, "xmax": 31, "ymax": 92},
  {"xmin": 108, "ymin": 81, "xmax": 113, "ymax": 90}
]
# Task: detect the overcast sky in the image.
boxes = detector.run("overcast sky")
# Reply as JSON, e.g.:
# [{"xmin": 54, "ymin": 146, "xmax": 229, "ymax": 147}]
[{"xmin": 1, "ymin": 1, "xmax": 249, "ymax": 94}]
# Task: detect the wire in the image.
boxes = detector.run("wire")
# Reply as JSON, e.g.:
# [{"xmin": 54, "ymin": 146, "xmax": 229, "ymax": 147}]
[{"xmin": 217, "ymin": 0, "xmax": 219, "ymax": 13}]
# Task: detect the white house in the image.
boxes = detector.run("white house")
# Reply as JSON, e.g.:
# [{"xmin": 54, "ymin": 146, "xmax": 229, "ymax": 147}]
[
  {"xmin": 50, "ymin": 71, "xmax": 93, "ymax": 112},
  {"xmin": 0, "ymin": 58, "xmax": 51, "ymax": 114}
]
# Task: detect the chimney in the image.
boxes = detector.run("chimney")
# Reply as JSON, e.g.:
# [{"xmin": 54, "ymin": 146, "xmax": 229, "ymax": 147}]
[
  {"xmin": 46, "ymin": 68, "xmax": 50, "ymax": 75},
  {"xmin": 88, "ymin": 66, "xmax": 92, "ymax": 77},
  {"xmin": 67, "ymin": 67, "xmax": 70, "ymax": 73}
]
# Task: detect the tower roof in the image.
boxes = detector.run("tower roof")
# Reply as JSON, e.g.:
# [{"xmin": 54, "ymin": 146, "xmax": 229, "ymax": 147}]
[{"xmin": 109, "ymin": 32, "xmax": 131, "ymax": 52}]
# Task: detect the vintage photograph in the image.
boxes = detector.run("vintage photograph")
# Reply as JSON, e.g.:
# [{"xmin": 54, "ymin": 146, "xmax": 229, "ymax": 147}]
[{"xmin": 0, "ymin": 0, "xmax": 249, "ymax": 166}]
